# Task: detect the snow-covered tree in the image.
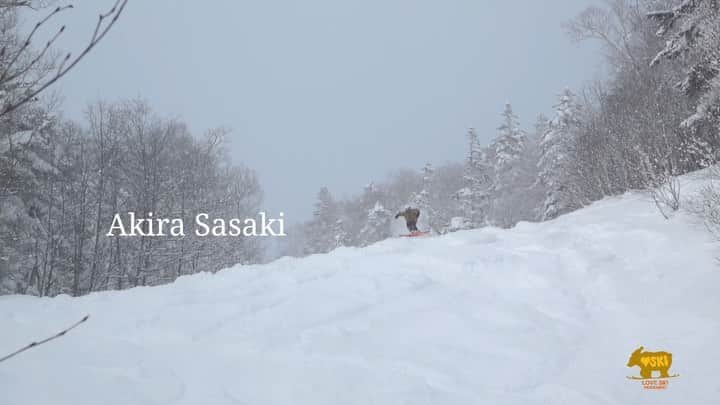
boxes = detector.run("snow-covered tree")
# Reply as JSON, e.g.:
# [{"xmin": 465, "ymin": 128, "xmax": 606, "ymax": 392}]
[
  {"xmin": 360, "ymin": 182, "xmax": 382, "ymax": 208},
  {"xmin": 487, "ymin": 103, "xmax": 542, "ymax": 227},
  {"xmin": 493, "ymin": 103, "xmax": 527, "ymax": 170},
  {"xmin": 458, "ymin": 128, "xmax": 492, "ymax": 227},
  {"xmin": 429, "ymin": 162, "xmax": 465, "ymax": 233},
  {"xmin": 649, "ymin": 0, "xmax": 720, "ymax": 128},
  {"xmin": 538, "ymin": 89, "xmax": 584, "ymax": 220},
  {"xmin": 532, "ymin": 114, "xmax": 550, "ymax": 143},
  {"xmin": 410, "ymin": 163, "xmax": 441, "ymax": 233},
  {"xmin": 0, "ymin": 101, "xmax": 62, "ymax": 294},
  {"xmin": 305, "ymin": 187, "xmax": 346, "ymax": 254},
  {"xmin": 340, "ymin": 182, "xmax": 382, "ymax": 246},
  {"xmin": 358, "ymin": 201, "xmax": 393, "ymax": 246},
  {"xmin": 2, "ymin": 97, "xmax": 266, "ymax": 296}
]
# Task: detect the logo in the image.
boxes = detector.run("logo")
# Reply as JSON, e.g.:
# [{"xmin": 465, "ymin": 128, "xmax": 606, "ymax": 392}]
[{"xmin": 626, "ymin": 346, "xmax": 679, "ymax": 390}]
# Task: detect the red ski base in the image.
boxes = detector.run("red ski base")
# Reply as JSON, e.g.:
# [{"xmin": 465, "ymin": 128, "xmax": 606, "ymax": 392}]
[{"xmin": 401, "ymin": 231, "xmax": 429, "ymax": 237}]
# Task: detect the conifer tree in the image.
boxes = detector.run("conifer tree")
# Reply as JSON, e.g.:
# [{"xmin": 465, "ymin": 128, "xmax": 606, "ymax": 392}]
[
  {"xmin": 411, "ymin": 163, "xmax": 440, "ymax": 233},
  {"xmin": 649, "ymin": 0, "xmax": 720, "ymax": 128},
  {"xmin": 458, "ymin": 128, "xmax": 492, "ymax": 227},
  {"xmin": 306, "ymin": 187, "xmax": 344, "ymax": 254},
  {"xmin": 358, "ymin": 202, "xmax": 392, "ymax": 246},
  {"xmin": 493, "ymin": 103, "xmax": 527, "ymax": 170},
  {"xmin": 538, "ymin": 89, "xmax": 583, "ymax": 220}
]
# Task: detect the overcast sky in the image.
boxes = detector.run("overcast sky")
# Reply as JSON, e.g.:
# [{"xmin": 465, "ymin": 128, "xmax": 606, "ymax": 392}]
[{"xmin": 47, "ymin": 0, "xmax": 602, "ymax": 222}]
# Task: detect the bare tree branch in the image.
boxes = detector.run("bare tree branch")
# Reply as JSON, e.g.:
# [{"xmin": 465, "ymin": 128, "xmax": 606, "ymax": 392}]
[
  {"xmin": 0, "ymin": 0, "xmax": 129, "ymax": 117},
  {"xmin": 0, "ymin": 314, "xmax": 89, "ymax": 363},
  {"xmin": 0, "ymin": 5, "xmax": 73, "ymax": 83}
]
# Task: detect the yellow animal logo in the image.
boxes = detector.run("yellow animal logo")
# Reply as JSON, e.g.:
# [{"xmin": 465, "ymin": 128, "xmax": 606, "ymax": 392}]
[{"xmin": 626, "ymin": 346, "xmax": 678, "ymax": 380}]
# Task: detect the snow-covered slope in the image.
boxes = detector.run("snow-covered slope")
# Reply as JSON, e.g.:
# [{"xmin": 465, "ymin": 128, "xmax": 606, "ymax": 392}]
[{"xmin": 2, "ymin": 174, "xmax": 719, "ymax": 405}]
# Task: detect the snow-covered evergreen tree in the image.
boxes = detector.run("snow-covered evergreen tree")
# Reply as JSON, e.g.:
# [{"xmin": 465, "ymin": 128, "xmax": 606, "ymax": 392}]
[
  {"xmin": 649, "ymin": 0, "xmax": 720, "ymax": 128},
  {"xmin": 305, "ymin": 187, "xmax": 345, "ymax": 254},
  {"xmin": 538, "ymin": 89, "xmax": 584, "ymax": 220},
  {"xmin": 410, "ymin": 163, "xmax": 440, "ymax": 233},
  {"xmin": 457, "ymin": 128, "xmax": 492, "ymax": 228},
  {"xmin": 332, "ymin": 218, "xmax": 348, "ymax": 249},
  {"xmin": 341, "ymin": 181, "xmax": 385, "ymax": 246},
  {"xmin": 429, "ymin": 162, "xmax": 465, "ymax": 233},
  {"xmin": 493, "ymin": 103, "xmax": 527, "ymax": 170},
  {"xmin": 487, "ymin": 103, "xmax": 539, "ymax": 227},
  {"xmin": 358, "ymin": 201, "xmax": 392, "ymax": 246},
  {"xmin": 360, "ymin": 182, "xmax": 381, "ymax": 208},
  {"xmin": 532, "ymin": 114, "xmax": 550, "ymax": 143}
]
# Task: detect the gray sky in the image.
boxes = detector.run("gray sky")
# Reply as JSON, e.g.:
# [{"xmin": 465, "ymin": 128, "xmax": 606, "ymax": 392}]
[{"xmin": 49, "ymin": 0, "xmax": 601, "ymax": 221}]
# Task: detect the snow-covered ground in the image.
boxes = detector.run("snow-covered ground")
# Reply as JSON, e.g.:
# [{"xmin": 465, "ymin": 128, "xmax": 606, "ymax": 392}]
[{"xmin": 2, "ymin": 173, "xmax": 719, "ymax": 405}]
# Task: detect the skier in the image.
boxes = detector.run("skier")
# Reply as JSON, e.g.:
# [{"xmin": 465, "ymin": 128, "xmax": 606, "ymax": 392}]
[{"xmin": 395, "ymin": 207, "xmax": 420, "ymax": 233}]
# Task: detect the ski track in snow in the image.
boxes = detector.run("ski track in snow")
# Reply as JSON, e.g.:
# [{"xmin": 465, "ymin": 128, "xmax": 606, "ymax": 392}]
[{"xmin": 1, "ymin": 172, "xmax": 720, "ymax": 404}]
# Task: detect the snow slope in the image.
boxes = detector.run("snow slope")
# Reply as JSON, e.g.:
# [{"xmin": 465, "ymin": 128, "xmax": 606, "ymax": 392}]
[{"xmin": 2, "ymin": 173, "xmax": 720, "ymax": 405}]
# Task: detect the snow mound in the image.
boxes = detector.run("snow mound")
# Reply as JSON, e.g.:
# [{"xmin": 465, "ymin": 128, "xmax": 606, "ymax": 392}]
[{"xmin": 1, "ymin": 173, "xmax": 719, "ymax": 404}]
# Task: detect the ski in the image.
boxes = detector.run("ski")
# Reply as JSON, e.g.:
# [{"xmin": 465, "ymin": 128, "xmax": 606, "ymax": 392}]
[{"xmin": 400, "ymin": 231, "xmax": 429, "ymax": 237}]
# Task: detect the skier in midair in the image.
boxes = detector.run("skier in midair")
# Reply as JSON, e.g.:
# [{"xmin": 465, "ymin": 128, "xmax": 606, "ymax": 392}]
[{"xmin": 395, "ymin": 207, "xmax": 420, "ymax": 233}]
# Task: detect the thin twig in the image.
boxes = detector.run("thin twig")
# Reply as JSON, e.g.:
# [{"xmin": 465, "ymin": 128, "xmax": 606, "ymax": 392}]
[
  {"xmin": 1, "ymin": 24, "xmax": 67, "ymax": 85},
  {"xmin": 0, "ymin": 314, "xmax": 89, "ymax": 364},
  {"xmin": 0, "ymin": 5, "xmax": 73, "ymax": 83},
  {"xmin": 0, "ymin": 0, "xmax": 129, "ymax": 116}
]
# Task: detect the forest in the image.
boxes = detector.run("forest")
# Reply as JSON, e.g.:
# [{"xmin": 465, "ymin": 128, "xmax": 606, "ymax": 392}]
[
  {"xmin": 2, "ymin": 0, "xmax": 719, "ymax": 296},
  {"xmin": 0, "ymin": 1, "xmax": 263, "ymax": 295},
  {"xmin": 283, "ymin": 0, "xmax": 720, "ymax": 256}
]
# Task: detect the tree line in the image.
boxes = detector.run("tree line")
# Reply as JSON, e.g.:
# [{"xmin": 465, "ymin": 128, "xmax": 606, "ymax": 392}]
[
  {"xmin": 4, "ymin": 0, "xmax": 720, "ymax": 293},
  {"xmin": 0, "ymin": 2, "xmax": 263, "ymax": 296},
  {"xmin": 1, "ymin": 97, "xmax": 264, "ymax": 296},
  {"xmin": 285, "ymin": 0, "xmax": 720, "ymax": 256}
]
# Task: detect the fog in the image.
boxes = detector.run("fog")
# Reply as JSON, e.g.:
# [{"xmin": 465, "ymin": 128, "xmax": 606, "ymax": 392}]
[{"xmin": 52, "ymin": 0, "xmax": 601, "ymax": 221}]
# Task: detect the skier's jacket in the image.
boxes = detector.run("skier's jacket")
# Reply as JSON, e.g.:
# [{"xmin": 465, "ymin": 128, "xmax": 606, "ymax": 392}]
[{"xmin": 395, "ymin": 208, "xmax": 420, "ymax": 223}]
